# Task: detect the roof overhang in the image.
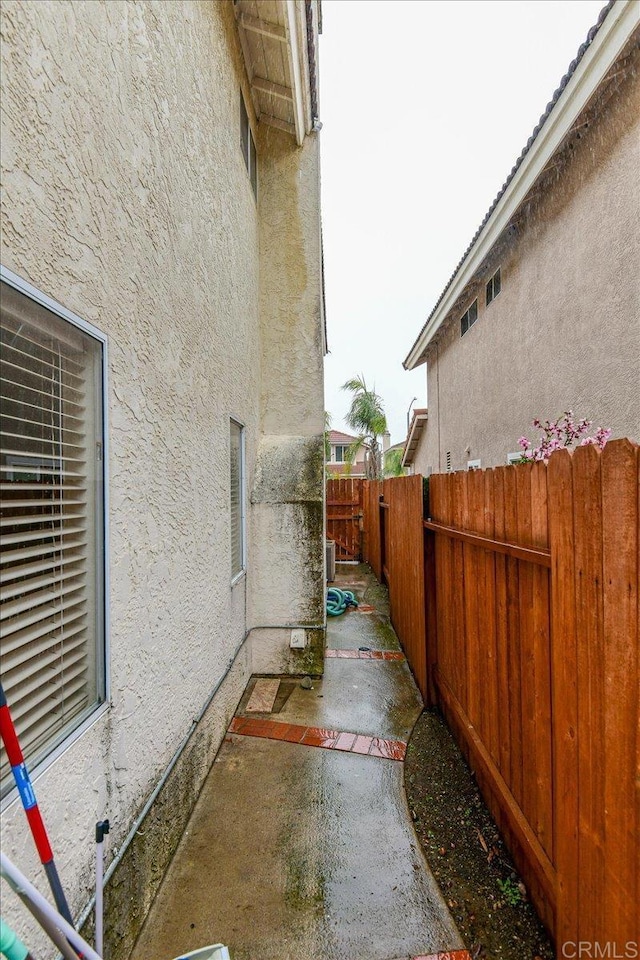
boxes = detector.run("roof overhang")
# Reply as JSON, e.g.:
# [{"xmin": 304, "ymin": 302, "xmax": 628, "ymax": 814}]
[
  {"xmin": 234, "ymin": 0, "xmax": 319, "ymax": 146},
  {"xmin": 403, "ymin": 0, "xmax": 640, "ymax": 371},
  {"xmin": 402, "ymin": 410, "xmax": 428, "ymax": 467}
]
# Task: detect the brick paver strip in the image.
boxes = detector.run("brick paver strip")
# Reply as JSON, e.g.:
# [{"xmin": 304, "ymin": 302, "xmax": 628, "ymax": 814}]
[
  {"xmin": 412, "ymin": 952, "xmax": 472, "ymax": 960},
  {"xmin": 228, "ymin": 716, "xmax": 406, "ymax": 761},
  {"xmin": 325, "ymin": 648, "xmax": 405, "ymax": 661}
]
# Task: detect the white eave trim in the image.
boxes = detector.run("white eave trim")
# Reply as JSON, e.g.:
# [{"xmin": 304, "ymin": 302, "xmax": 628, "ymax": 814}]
[
  {"xmin": 404, "ymin": 0, "xmax": 639, "ymax": 370},
  {"xmin": 401, "ymin": 413, "xmax": 428, "ymax": 468},
  {"xmin": 285, "ymin": 0, "xmax": 312, "ymax": 145}
]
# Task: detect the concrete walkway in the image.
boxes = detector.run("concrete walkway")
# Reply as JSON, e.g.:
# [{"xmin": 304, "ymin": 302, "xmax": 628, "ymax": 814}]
[{"xmin": 134, "ymin": 565, "xmax": 467, "ymax": 960}]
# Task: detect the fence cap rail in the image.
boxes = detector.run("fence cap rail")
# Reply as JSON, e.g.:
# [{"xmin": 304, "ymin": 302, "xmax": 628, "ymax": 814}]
[{"xmin": 423, "ymin": 519, "xmax": 551, "ymax": 567}]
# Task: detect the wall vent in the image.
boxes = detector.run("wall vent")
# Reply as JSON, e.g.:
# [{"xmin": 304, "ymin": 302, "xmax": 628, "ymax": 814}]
[
  {"xmin": 325, "ymin": 539, "xmax": 336, "ymax": 582},
  {"xmin": 446, "ymin": 451, "xmax": 452, "ymax": 472}
]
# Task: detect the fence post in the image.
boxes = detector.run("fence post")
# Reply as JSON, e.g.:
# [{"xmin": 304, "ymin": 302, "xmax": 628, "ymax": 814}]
[
  {"xmin": 423, "ymin": 524, "xmax": 438, "ymax": 707},
  {"xmin": 548, "ymin": 448, "xmax": 578, "ymax": 950}
]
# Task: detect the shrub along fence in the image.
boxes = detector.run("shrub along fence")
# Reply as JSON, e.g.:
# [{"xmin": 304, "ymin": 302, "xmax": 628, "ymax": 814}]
[{"xmin": 358, "ymin": 441, "xmax": 638, "ymax": 956}]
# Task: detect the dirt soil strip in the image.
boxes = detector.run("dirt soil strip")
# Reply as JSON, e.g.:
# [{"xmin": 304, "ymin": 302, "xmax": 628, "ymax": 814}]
[{"xmin": 405, "ymin": 709, "xmax": 554, "ymax": 960}]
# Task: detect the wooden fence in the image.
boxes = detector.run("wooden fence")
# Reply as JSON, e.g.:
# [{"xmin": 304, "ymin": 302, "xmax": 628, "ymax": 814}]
[
  {"xmin": 359, "ymin": 441, "xmax": 639, "ymax": 955},
  {"xmin": 326, "ymin": 477, "xmax": 364, "ymax": 560}
]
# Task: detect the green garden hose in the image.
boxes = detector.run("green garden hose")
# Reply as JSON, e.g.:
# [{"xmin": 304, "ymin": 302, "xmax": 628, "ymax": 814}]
[{"xmin": 326, "ymin": 587, "xmax": 358, "ymax": 617}]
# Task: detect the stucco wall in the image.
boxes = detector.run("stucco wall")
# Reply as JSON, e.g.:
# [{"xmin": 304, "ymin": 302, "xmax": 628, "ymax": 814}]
[
  {"xmin": 249, "ymin": 122, "xmax": 325, "ymax": 673},
  {"xmin": 408, "ymin": 428, "xmax": 432, "ymax": 478},
  {"xmin": 421, "ymin": 58, "xmax": 640, "ymax": 473},
  {"xmin": 1, "ymin": 1, "xmax": 324, "ymax": 955}
]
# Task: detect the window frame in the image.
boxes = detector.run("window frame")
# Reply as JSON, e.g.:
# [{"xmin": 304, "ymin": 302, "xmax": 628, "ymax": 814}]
[
  {"xmin": 460, "ymin": 299, "xmax": 478, "ymax": 337},
  {"xmin": 0, "ymin": 264, "xmax": 110, "ymax": 802},
  {"xmin": 229, "ymin": 417, "xmax": 246, "ymax": 585},
  {"xmin": 333, "ymin": 444, "xmax": 347, "ymax": 463},
  {"xmin": 486, "ymin": 267, "xmax": 501, "ymax": 307},
  {"xmin": 240, "ymin": 91, "xmax": 258, "ymax": 201}
]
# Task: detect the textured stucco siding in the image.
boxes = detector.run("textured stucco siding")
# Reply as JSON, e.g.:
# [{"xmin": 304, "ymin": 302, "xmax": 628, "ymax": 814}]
[
  {"xmin": 1, "ymin": 1, "xmax": 324, "ymax": 955},
  {"xmin": 421, "ymin": 60, "xmax": 640, "ymax": 473},
  {"xmin": 249, "ymin": 123, "xmax": 326, "ymax": 673}
]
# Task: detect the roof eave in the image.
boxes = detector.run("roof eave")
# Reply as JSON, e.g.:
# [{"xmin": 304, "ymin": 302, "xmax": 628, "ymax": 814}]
[
  {"xmin": 235, "ymin": 0, "xmax": 318, "ymax": 146},
  {"xmin": 403, "ymin": 0, "xmax": 639, "ymax": 371},
  {"xmin": 401, "ymin": 413, "xmax": 428, "ymax": 467}
]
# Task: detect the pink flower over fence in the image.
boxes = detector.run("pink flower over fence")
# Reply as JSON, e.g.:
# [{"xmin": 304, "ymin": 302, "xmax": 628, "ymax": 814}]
[{"xmin": 517, "ymin": 411, "xmax": 611, "ymax": 463}]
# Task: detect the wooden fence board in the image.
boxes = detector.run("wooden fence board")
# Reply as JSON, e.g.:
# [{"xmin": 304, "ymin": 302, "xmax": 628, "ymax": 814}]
[
  {"xmin": 572, "ymin": 443, "xmax": 604, "ymax": 944},
  {"xmin": 493, "ymin": 467, "xmax": 512, "ymax": 785},
  {"xmin": 530, "ymin": 460, "xmax": 553, "ymax": 862},
  {"xmin": 549, "ymin": 449, "xmax": 579, "ymax": 946},
  {"xmin": 451, "ymin": 471, "xmax": 469, "ymax": 715},
  {"xmin": 362, "ymin": 480, "xmax": 382, "ymax": 579},
  {"xmin": 384, "ymin": 475, "xmax": 427, "ymax": 700},
  {"xmin": 600, "ymin": 440, "xmax": 638, "ymax": 941},
  {"xmin": 504, "ymin": 464, "xmax": 524, "ymax": 811},
  {"xmin": 482, "ymin": 468, "xmax": 500, "ymax": 766},
  {"xmin": 516, "ymin": 464, "xmax": 537, "ymax": 836},
  {"xmin": 464, "ymin": 469, "xmax": 483, "ymax": 741}
]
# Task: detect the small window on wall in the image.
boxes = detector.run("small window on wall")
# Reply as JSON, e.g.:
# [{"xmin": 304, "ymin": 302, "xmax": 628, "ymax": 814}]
[
  {"xmin": 460, "ymin": 299, "xmax": 478, "ymax": 337},
  {"xmin": 240, "ymin": 92, "xmax": 257, "ymax": 200},
  {"xmin": 0, "ymin": 269, "xmax": 106, "ymax": 798},
  {"xmin": 230, "ymin": 419, "xmax": 245, "ymax": 581},
  {"xmin": 333, "ymin": 445, "xmax": 347, "ymax": 463},
  {"xmin": 486, "ymin": 268, "xmax": 501, "ymax": 306}
]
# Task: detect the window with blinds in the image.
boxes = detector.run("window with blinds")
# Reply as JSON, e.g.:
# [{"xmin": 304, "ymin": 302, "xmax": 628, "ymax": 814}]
[
  {"xmin": 230, "ymin": 419, "xmax": 245, "ymax": 581},
  {"xmin": 0, "ymin": 277, "xmax": 105, "ymax": 797}
]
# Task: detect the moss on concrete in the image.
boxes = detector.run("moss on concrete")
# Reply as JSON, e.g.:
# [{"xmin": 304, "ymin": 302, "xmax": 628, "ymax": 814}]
[
  {"xmin": 80, "ymin": 683, "xmax": 241, "ymax": 960},
  {"xmin": 289, "ymin": 627, "xmax": 325, "ymax": 677}
]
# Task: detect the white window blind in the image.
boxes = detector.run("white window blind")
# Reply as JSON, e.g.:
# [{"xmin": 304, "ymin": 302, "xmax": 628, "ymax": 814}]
[
  {"xmin": 0, "ymin": 280, "xmax": 105, "ymax": 796},
  {"xmin": 230, "ymin": 420, "xmax": 244, "ymax": 580}
]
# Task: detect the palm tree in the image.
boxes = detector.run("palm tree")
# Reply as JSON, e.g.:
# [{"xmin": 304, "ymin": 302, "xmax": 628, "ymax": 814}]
[
  {"xmin": 341, "ymin": 376, "xmax": 387, "ymax": 480},
  {"xmin": 383, "ymin": 447, "xmax": 406, "ymax": 478}
]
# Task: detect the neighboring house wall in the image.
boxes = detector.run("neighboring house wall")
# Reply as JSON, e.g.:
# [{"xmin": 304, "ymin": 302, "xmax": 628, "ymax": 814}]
[
  {"xmin": 408, "ymin": 431, "xmax": 431, "ymax": 476},
  {"xmin": 413, "ymin": 14, "xmax": 640, "ymax": 473},
  {"xmin": 0, "ymin": 2, "xmax": 323, "ymax": 957},
  {"xmin": 325, "ymin": 431, "xmax": 366, "ymax": 476}
]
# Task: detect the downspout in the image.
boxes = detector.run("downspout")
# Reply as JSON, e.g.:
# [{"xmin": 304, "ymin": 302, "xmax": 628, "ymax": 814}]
[{"xmin": 436, "ymin": 340, "xmax": 442, "ymax": 473}]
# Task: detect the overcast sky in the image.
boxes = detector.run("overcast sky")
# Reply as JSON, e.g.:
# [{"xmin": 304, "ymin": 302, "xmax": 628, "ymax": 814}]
[{"xmin": 319, "ymin": 0, "xmax": 605, "ymax": 444}]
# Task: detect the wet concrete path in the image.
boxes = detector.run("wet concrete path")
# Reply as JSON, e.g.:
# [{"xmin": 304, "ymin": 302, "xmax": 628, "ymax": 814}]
[{"xmin": 134, "ymin": 565, "xmax": 466, "ymax": 960}]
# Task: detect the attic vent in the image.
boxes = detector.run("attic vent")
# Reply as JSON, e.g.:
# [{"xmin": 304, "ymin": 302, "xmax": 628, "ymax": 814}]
[{"xmin": 446, "ymin": 451, "xmax": 452, "ymax": 472}]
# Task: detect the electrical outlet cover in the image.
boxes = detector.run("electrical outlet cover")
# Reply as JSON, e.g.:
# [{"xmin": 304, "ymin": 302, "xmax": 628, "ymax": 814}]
[{"xmin": 290, "ymin": 629, "xmax": 307, "ymax": 649}]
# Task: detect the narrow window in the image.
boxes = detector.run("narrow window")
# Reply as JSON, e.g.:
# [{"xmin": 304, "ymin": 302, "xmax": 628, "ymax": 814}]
[
  {"xmin": 240, "ymin": 91, "xmax": 258, "ymax": 200},
  {"xmin": 460, "ymin": 299, "xmax": 478, "ymax": 337},
  {"xmin": 249, "ymin": 133, "xmax": 258, "ymax": 199},
  {"xmin": 486, "ymin": 267, "xmax": 501, "ymax": 306},
  {"xmin": 230, "ymin": 419, "xmax": 245, "ymax": 581},
  {"xmin": 240, "ymin": 92, "xmax": 249, "ymax": 167},
  {"xmin": 1, "ymin": 272, "xmax": 106, "ymax": 797}
]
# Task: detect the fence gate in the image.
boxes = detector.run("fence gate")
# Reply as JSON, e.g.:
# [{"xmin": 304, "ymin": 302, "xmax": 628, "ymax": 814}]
[{"xmin": 326, "ymin": 478, "xmax": 364, "ymax": 561}]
